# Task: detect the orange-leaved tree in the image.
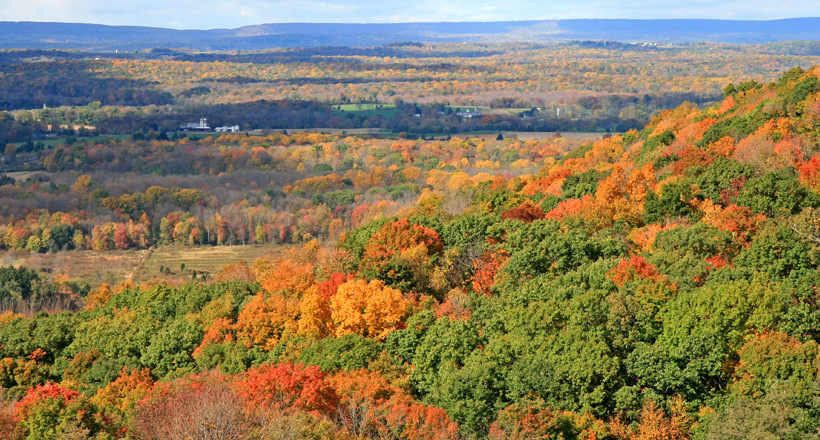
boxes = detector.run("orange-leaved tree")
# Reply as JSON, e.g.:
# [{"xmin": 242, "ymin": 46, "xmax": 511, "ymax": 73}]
[
  {"xmin": 588, "ymin": 163, "xmax": 656, "ymax": 229},
  {"xmin": 297, "ymin": 285, "xmax": 334, "ymax": 338},
  {"xmin": 236, "ymin": 292, "xmax": 299, "ymax": 350},
  {"xmin": 489, "ymin": 401, "xmax": 604, "ymax": 440},
  {"xmin": 607, "ymin": 255, "xmax": 662, "ymax": 287},
  {"xmin": 360, "ymin": 219, "xmax": 443, "ymax": 292},
  {"xmin": 436, "ymin": 288, "xmax": 472, "ymax": 320},
  {"xmin": 331, "ymin": 369, "xmax": 461, "ymax": 440},
  {"xmin": 471, "ymin": 249, "xmax": 508, "ymax": 297},
  {"xmin": 253, "ymin": 251, "xmax": 317, "ymax": 298},
  {"xmin": 545, "ymin": 195, "xmax": 594, "ymax": 222},
  {"xmin": 700, "ymin": 201, "xmax": 765, "ymax": 252},
  {"xmin": 799, "ymin": 153, "xmax": 820, "ymax": 191},
  {"xmin": 500, "ymin": 201, "xmax": 546, "ymax": 223},
  {"xmin": 331, "ymin": 279, "xmax": 410, "ymax": 340},
  {"xmin": 631, "ymin": 398, "xmax": 692, "ymax": 440}
]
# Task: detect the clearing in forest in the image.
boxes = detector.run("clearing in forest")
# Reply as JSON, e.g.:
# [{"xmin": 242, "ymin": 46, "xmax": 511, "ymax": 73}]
[{"xmin": 0, "ymin": 244, "xmax": 289, "ymax": 287}]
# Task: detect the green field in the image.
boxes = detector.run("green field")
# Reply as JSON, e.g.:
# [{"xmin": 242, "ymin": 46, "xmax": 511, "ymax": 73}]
[
  {"xmin": 334, "ymin": 103, "xmax": 401, "ymax": 118},
  {"xmin": 336, "ymin": 103, "xmax": 396, "ymax": 111}
]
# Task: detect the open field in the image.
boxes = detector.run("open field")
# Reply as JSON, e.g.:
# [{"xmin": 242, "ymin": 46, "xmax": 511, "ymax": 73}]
[
  {"xmin": 336, "ymin": 103, "xmax": 396, "ymax": 111},
  {"xmin": 334, "ymin": 104, "xmax": 402, "ymax": 118},
  {"xmin": 132, "ymin": 244, "xmax": 289, "ymax": 284},
  {"xmin": 3, "ymin": 171, "xmax": 53, "ymax": 182},
  {"xmin": 0, "ymin": 244, "xmax": 289, "ymax": 287},
  {"xmin": 0, "ymin": 249, "xmax": 147, "ymax": 286}
]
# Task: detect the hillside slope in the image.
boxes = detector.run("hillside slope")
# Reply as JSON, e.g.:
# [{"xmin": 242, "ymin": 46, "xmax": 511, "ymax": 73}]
[{"xmin": 3, "ymin": 66, "xmax": 820, "ymax": 438}]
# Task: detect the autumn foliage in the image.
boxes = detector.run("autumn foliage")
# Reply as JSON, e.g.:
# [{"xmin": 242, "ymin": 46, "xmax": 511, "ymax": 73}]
[
  {"xmin": 236, "ymin": 292, "xmax": 299, "ymax": 350},
  {"xmin": 501, "ymin": 201, "xmax": 546, "ymax": 223},
  {"xmin": 6, "ymin": 64, "xmax": 820, "ymax": 440},
  {"xmin": 15, "ymin": 382, "xmax": 112, "ymax": 439},
  {"xmin": 361, "ymin": 220, "xmax": 444, "ymax": 272},
  {"xmin": 237, "ymin": 362, "xmax": 339, "ymax": 413},
  {"xmin": 608, "ymin": 255, "xmax": 662, "ymax": 287},
  {"xmin": 331, "ymin": 279, "xmax": 410, "ymax": 340}
]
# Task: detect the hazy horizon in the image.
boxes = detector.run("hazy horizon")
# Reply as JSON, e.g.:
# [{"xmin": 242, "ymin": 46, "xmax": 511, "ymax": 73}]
[
  {"xmin": 4, "ymin": 16, "xmax": 820, "ymax": 32},
  {"xmin": 1, "ymin": 0, "xmax": 818, "ymax": 30}
]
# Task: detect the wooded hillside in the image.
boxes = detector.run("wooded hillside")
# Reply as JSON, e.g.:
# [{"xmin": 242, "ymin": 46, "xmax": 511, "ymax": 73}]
[{"xmin": 3, "ymin": 62, "xmax": 820, "ymax": 440}]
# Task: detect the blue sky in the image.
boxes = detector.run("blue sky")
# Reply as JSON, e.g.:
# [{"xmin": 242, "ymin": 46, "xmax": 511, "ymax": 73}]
[{"xmin": 0, "ymin": 0, "xmax": 816, "ymax": 29}]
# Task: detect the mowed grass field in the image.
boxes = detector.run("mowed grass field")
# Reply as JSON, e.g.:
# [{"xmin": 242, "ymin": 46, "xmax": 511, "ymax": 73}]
[
  {"xmin": 334, "ymin": 103, "xmax": 401, "ymax": 118},
  {"xmin": 0, "ymin": 244, "xmax": 289, "ymax": 287}
]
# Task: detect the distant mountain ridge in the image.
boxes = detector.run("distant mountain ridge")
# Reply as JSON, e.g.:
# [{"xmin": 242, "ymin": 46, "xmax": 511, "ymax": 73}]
[{"xmin": 2, "ymin": 18, "xmax": 820, "ymax": 50}]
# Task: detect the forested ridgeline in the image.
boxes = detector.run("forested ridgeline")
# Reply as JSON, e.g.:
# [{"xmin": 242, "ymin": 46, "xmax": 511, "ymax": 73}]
[{"xmin": 3, "ymin": 65, "xmax": 820, "ymax": 439}]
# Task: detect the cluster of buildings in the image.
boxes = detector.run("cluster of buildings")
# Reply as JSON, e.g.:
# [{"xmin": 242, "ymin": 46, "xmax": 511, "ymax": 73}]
[
  {"xmin": 456, "ymin": 107, "xmax": 483, "ymax": 118},
  {"xmin": 179, "ymin": 118, "xmax": 241, "ymax": 133}
]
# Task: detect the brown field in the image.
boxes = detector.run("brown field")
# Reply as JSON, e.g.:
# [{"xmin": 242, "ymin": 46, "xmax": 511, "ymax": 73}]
[
  {"xmin": 0, "ymin": 244, "xmax": 289, "ymax": 287},
  {"xmin": 0, "ymin": 249, "xmax": 147, "ymax": 286},
  {"xmin": 3, "ymin": 171, "xmax": 53, "ymax": 182},
  {"xmin": 133, "ymin": 244, "xmax": 288, "ymax": 284}
]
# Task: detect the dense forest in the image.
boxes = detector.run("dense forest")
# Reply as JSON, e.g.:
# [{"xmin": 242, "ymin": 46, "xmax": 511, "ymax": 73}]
[
  {"xmin": 2, "ymin": 59, "xmax": 820, "ymax": 439},
  {"xmin": 0, "ymin": 131, "xmax": 572, "ymax": 256}
]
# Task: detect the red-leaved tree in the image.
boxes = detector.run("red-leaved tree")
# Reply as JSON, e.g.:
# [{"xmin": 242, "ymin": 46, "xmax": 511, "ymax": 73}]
[{"xmin": 236, "ymin": 362, "xmax": 339, "ymax": 414}]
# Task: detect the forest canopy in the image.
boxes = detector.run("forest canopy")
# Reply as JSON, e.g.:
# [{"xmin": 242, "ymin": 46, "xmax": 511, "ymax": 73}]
[{"xmin": 3, "ymin": 49, "xmax": 820, "ymax": 440}]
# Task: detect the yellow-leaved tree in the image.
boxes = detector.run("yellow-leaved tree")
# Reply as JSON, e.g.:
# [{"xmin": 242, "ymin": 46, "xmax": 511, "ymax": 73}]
[
  {"xmin": 587, "ymin": 163, "xmax": 656, "ymax": 229},
  {"xmin": 297, "ymin": 286, "xmax": 334, "ymax": 338},
  {"xmin": 236, "ymin": 292, "xmax": 299, "ymax": 350},
  {"xmin": 330, "ymin": 279, "xmax": 409, "ymax": 340}
]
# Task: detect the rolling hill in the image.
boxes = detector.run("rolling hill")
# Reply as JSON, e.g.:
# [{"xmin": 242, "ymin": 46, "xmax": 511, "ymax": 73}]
[{"xmin": 2, "ymin": 18, "xmax": 820, "ymax": 50}]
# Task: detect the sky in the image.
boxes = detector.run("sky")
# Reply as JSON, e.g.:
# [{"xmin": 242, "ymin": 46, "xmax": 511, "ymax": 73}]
[{"xmin": 0, "ymin": 0, "xmax": 817, "ymax": 30}]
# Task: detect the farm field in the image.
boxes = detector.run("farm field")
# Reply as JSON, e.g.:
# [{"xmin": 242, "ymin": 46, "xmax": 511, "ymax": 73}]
[
  {"xmin": 0, "ymin": 244, "xmax": 292, "ymax": 287},
  {"xmin": 0, "ymin": 248, "xmax": 146, "ymax": 286},
  {"xmin": 334, "ymin": 103, "xmax": 402, "ymax": 118},
  {"xmin": 131, "ymin": 243, "xmax": 292, "ymax": 284}
]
